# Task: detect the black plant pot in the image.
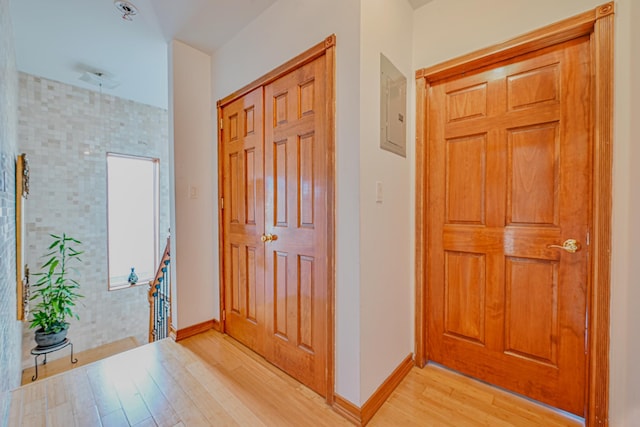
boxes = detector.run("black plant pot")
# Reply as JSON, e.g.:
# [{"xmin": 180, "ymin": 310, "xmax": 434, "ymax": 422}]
[{"xmin": 34, "ymin": 325, "xmax": 68, "ymax": 348}]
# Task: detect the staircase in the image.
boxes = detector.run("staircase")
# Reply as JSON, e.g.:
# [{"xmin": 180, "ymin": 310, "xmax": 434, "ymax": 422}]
[{"xmin": 148, "ymin": 236, "xmax": 171, "ymax": 342}]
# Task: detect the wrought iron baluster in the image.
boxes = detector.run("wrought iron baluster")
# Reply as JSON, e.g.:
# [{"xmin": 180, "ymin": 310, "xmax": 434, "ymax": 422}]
[{"xmin": 149, "ymin": 236, "xmax": 171, "ymax": 342}]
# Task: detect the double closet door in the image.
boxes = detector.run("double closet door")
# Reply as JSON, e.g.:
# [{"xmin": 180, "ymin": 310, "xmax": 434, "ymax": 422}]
[{"xmin": 220, "ymin": 53, "xmax": 330, "ymax": 397}]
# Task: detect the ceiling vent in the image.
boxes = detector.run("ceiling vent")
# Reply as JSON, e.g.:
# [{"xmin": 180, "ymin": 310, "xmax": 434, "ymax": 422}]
[{"xmin": 114, "ymin": 1, "xmax": 138, "ymax": 21}]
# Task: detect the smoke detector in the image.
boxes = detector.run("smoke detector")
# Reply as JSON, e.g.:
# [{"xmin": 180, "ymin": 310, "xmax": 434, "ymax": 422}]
[{"xmin": 114, "ymin": 1, "xmax": 138, "ymax": 21}]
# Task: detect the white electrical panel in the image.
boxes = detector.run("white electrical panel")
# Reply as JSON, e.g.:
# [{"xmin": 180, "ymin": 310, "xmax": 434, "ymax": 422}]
[{"xmin": 380, "ymin": 53, "xmax": 407, "ymax": 157}]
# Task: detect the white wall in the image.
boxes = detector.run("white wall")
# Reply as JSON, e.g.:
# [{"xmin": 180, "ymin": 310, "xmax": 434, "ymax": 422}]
[
  {"xmin": 211, "ymin": 0, "xmax": 363, "ymax": 404},
  {"xmin": 359, "ymin": 0, "xmax": 414, "ymax": 402},
  {"xmin": 0, "ymin": 0, "xmax": 21, "ymax": 421},
  {"xmin": 413, "ymin": 0, "xmax": 638, "ymax": 425},
  {"xmin": 614, "ymin": 0, "xmax": 640, "ymax": 424},
  {"xmin": 169, "ymin": 40, "xmax": 217, "ymax": 329}
]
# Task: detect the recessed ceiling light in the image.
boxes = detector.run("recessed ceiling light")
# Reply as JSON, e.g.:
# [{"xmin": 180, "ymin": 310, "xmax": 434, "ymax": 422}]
[{"xmin": 114, "ymin": 1, "xmax": 138, "ymax": 21}]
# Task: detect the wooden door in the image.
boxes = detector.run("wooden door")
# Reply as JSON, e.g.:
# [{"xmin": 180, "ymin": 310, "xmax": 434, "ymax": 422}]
[
  {"xmin": 221, "ymin": 87, "xmax": 266, "ymax": 354},
  {"xmin": 263, "ymin": 55, "xmax": 329, "ymax": 396},
  {"xmin": 426, "ymin": 37, "xmax": 591, "ymax": 415}
]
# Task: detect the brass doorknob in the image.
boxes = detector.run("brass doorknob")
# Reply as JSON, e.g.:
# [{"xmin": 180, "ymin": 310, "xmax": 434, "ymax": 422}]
[
  {"xmin": 260, "ymin": 234, "xmax": 278, "ymax": 243},
  {"xmin": 547, "ymin": 239, "xmax": 581, "ymax": 253}
]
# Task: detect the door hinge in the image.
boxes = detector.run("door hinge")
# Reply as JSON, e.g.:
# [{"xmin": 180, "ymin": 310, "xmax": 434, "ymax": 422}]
[
  {"xmin": 219, "ymin": 119, "xmax": 223, "ymax": 130},
  {"xmin": 221, "ymin": 197, "xmax": 224, "ymax": 210},
  {"xmin": 222, "ymin": 310, "xmax": 226, "ymax": 321}
]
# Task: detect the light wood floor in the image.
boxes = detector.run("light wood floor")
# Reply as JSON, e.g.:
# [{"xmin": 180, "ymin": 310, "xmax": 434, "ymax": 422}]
[
  {"xmin": 8, "ymin": 330, "xmax": 582, "ymax": 426},
  {"xmin": 21, "ymin": 336, "xmax": 140, "ymax": 385},
  {"xmin": 370, "ymin": 364, "xmax": 581, "ymax": 427}
]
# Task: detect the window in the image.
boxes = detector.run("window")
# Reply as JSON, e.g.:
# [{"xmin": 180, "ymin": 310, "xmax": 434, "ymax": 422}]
[{"xmin": 107, "ymin": 154, "xmax": 159, "ymax": 290}]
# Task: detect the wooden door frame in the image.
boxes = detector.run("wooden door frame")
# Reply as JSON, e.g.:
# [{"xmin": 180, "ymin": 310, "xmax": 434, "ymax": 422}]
[
  {"xmin": 216, "ymin": 35, "xmax": 337, "ymax": 404},
  {"xmin": 414, "ymin": 4, "xmax": 614, "ymax": 425}
]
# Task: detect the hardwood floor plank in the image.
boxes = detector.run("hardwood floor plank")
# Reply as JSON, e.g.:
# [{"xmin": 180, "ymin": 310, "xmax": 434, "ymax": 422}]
[
  {"xmin": 424, "ymin": 365, "xmax": 579, "ymax": 427},
  {"xmin": 143, "ymin": 365, "xmax": 200, "ymax": 416},
  {"xmin": 369, "ymin": 364, "xmax": 582, "ymax": 426},
  {"xmin": 8, "ymin": 330, "xmax": 583, "ymax": 427},
  {"xmin": 491, "ymin": 392, "xmax": 580, "ymax": 427},
  {"xmin": 47, "ymin": 402, "xmax": 76, "ymax": 427},
  {"xmin": 133, "ymin": 417, "xmax": 158, "ymax": 427},
  {"xmin": 101, "ymin": 408, "xmax": 130, "ymax": 427},
  {"xmin": 86, "ymin": 363, "xmax": 125, "ymax": 418},
  {"xmin": 64, "ymin": 369, "xmax": 101, "ymax": 426},
  {"xmin": 370, "ymin": 401, "xmax": 453, "ymax": 427},
  {"xmin": 377, "ymin": 388, "xmax": 469, "ymax": 427},
  {"xmin": 131, "ymin": 365, "xmax": 182, "ymax": 426},
  {"xmin": 172, "ymin": 410, "xmax": 211, "ymax": 427},
  {"xmin": 142, "ymin": 351, "xmax": 212, "ymax": 425},
  {"xmin": 45, "ymin": 375, "xmax": 68, "ymax": 409},
  {"xmin": 7, "ymin": 389, "xmax": 23, "ymax": 427},
  {"xmin": 21, "ymin": 382, "xmax": 46, "ymax": 427},
  {"xmin": 181, "ymin": 335, "xmax": 349, "ymax": 427},
  {"xmin": 111, "ymin": 367, "xmax": 153, "ymax": 425},
  {"xmin": 74, "ymin": 405, "xmax": 102, "ymax": 427},
  {"xmin": 154, "ymin": 341, "xmax": 247, "ymax": 426}
]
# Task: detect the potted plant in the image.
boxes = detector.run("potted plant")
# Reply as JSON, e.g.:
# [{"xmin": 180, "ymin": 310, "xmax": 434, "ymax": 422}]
[{"xmin": 29, "ymin": 233, "xmax": 83, "ymax": 348}]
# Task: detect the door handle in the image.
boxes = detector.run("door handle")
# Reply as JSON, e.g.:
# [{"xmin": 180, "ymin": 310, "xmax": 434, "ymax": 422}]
[
  {"xmin": 547, "ymin": 239, "xmax": 581, "ymax": 253},
  {"xmin": 260, "ymin": 234, "xmax": 278, "ymax": 243}
]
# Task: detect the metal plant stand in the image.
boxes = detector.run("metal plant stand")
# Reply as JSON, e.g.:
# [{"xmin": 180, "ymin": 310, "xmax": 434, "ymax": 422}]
[{"xmin": 30, "ymin": 338, "xmax": 77, "ymax": 381}]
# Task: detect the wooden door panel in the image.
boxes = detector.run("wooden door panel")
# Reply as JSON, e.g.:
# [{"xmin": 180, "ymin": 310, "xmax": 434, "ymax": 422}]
[
  {"xmin": 222, "ymin": 88, "xmax": 265, "ymax": 354},
  {"xmin": 446, "ymin": 135, "xmax": 487, "ymax": 224},
  {"xmin": 506, "ymin": 64, "xmax": 560, "ymax": 110},
  {"xmin": 273, "ymin": 250, "xmax": 289, "ymax": 337},
  {"xmin": 245, "ymin": 148, "xmax": 258, "ymax": 225},
  {"xmin": 264, "ymin": 56, "xmax": 327, "ymax": 396},
  {"xmin": 444, "ymin": 251, "xmax": 486, "ymax": 344},
  {"xmin": 446, "ymin": 83, "xmax": 488, "ymax": 122},
  {"xmin": 507, "ymin": 124, "xmax": 559, "ymax": 226},
  {"xmin": 504, "ymin": 257, "xmax": 559, "ymax": 365},
  {"xmin": 299, "ymin": 134, "xmax": 315, "ymax": 228},
  {"xmin": 271, "ymin": 251, "xmax": 319, "ymax": 350},
  {"xmin": 229, "ymin": 152, "xmax": 240, "ymax": 223},
  {"xmin": 427, "ymin": 37, "xmax": 591, "ymax": 415},
  {"xmin": 274, "ymin": 139, "xmax": 288, "ymax": 226}
]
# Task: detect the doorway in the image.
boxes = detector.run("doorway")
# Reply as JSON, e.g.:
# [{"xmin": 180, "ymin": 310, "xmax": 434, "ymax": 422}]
[
  {"xmin": 217, "ymin": 36, "xmax": 336, "ymax": 399},
  {"xmin": 415, "ymin": 3, "xmax": 613, "ymax": 424}
]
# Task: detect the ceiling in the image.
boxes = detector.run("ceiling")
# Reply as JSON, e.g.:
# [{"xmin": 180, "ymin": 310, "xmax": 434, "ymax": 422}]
[
  {"xmin": 10, "ymin": 0, "xmax": 431, "ymax": 110},
  {"xmin": 10, "ymin": 0, "xmax": 277, "ymax": 109}
]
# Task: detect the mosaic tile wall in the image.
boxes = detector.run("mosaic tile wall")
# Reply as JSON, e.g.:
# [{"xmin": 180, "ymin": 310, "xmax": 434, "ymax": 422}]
[
  {"xmin": 17, "ymin": 72, "xmax": 170, "ymax": 368},
  {"xmin": 0, "ymin": 0, "xmax": 22, "ymax": 422}
]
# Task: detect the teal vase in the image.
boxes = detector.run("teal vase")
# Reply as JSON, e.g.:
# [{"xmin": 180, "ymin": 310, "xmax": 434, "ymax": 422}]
[{"xmin": 128, "ymin": 267, "xmax": 138, "ymax": 285}]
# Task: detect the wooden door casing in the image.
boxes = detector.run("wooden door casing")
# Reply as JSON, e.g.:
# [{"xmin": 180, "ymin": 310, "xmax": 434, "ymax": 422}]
[
  {"xmin": 426, "ymin": 37, "xmax": 591, "ymax": 415},
  {"xmin": 264, "ymin": 55, "xmax": 328, "ymax": 396},
  {"xmin": 221, "ymin": 87, "xmax": 266, "ymax": 355}
]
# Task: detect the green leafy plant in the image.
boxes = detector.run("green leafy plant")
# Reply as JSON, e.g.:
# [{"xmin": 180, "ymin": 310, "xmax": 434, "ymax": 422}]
[{"xmin": 29, "ymin": 233, "xmax": 83, "ymax": 334}]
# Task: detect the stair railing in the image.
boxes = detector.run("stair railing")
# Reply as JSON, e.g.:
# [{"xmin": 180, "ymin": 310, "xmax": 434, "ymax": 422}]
[{"xmin": 148, "ymin": 235, "xmax": 171, "ymax": 342}]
